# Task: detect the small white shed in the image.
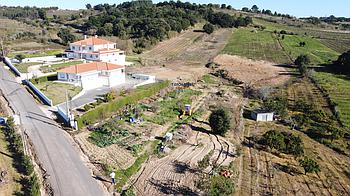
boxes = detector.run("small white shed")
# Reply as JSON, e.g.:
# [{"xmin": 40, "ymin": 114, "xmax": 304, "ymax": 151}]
[{"xmin": 251, "ymin": 110, "xmax": 274, "ymax": 122}]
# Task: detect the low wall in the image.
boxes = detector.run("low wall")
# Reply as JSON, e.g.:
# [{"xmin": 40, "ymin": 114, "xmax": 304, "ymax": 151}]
[
  {"xmin": 57, "ymin": 106, "xmax": 78, "ymax": 130},
  {"xmin": 133, "ymin": 74, "xmax": 156, "ymax": 88},
  {"xmin": 3, "ymin": 57, "xmax": 22, "ymax": 77},
  {"xmin": 23, "ymin": 80, "xmax": 53, "ymax": 106}
]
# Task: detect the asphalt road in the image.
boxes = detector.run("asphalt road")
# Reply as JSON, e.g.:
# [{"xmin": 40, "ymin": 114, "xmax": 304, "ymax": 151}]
[{"xmin": 0, "ymin": 65, "xmax": 106, "ymax": 195}]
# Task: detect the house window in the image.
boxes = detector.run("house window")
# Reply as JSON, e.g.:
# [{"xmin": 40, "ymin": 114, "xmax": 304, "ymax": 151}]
[
  {"xmin": 95, "ymin": 55, "xmax": 98, "ymax": 58},
  {"xmin": 89, "ymin": 47, "xmax": 92, "ymax": 50},
  {"xmin": 72, "ymin": 46, "xmax": 75, "ymax": 50},
  {"xmin": 121, "ymin": 69, "xmax": 124, "ymax": 73},
  {"xmin": 119, "ymin": 52, "xmax": 124, "ymax": 55},
  {"xmin": 82, "ymin": 46, "xmax": 86, "ymax": 50},
  {"xmin": 90, "ymin": 55, "xmax": 93, "ymax": 58}
]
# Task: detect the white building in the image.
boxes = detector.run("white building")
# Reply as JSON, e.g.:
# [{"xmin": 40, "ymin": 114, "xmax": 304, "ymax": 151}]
[
  {"xmin": 57, "ymin": 62, "xmax": 125, "ymax": 90},
  {"xmin": 65, "ymin": 36, "xmax": 126, "ymax": 65},
  {"xmin": 251, "ymin": 110, "xmax": 274, "ymax": 122}
]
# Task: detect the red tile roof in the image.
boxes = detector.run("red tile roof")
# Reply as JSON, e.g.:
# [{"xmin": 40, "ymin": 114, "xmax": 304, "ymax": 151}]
[
  {"xmin": 72, "ymin": 37, "xmax": 114, "ymax": 45},
  {"xmin": 57, "ymin": 62, "xmax": 124, "ymax": 74}
]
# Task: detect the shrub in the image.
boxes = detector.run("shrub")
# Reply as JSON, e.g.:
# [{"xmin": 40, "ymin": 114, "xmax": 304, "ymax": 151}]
[
  {"xmin": 261, "ymin": 130, "xmax": 304, "ymax": 156},
  {"xmin": 27, "ymin": 174, "xmax": 41, "ymax": 196},
  {"xmin": 22, "ymin": 155, "xmax": 34, "ymax": 176},
  {"xmin": 209, "ymin": 108, "xmax": 231, "ymax": 136},
  {"xmin": 203, "ymin": 23, "xmax": 215, "ymax": 34},
  {"xmin": 263, "ymin": 96, "xmax": 288, "ymax": 118},
  {"xmin": 299, "ymin": 156, "xmax": 320, "ymax": 174},
  {"xmin": 209, "ymin": 175, "xmax": 234, "ymax": 196}
]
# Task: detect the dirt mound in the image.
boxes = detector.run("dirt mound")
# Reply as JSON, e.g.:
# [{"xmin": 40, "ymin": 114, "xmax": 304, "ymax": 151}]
[{"xmin": 213, "ymin": 54, "xmax": 291, "ymax": 87}]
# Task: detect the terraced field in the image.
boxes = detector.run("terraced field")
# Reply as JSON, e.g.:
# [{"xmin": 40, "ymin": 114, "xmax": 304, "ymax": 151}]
[
  {"xmin": 280, "ymin": 35, "xmax": 340, "ymax": 64},
  {"xmin": 222, "ymin": 28, "xmax": 290, "ymax": 64},
  {"xmin": 314, "ymin": 72, "xmax": 350, "ymax": 128}
]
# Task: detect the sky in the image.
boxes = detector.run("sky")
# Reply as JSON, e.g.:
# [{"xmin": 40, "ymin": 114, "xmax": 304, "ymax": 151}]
[{"xmin": 0, "ymin": 0, "xmax": 349, "ymax": 18}]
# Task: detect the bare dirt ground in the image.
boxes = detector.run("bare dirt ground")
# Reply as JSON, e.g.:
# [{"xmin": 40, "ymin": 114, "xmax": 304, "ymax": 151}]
[
  {"xmin": 213, "ymin": 54, "xmax": 291, "ymax": 87},
  {"xmin": 74, "ymin": 132, "xmax": 136, "ymax": 170},
  {"xmin": 129, "ymin": 28, "xmax": 232, "ymax": 81}
]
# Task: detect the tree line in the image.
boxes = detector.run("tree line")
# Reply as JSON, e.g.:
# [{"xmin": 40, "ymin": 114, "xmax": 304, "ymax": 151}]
[
  {"xmin": 0, "ymin": 6, "xmax": 55, "ymax": 20},
  {"xmin": 241, "ymin": 5, "xmax": 294, "ymax": 19},
  {"xmin": 84, "ymin": 1, "xmax": 252, "ymax": 51}
]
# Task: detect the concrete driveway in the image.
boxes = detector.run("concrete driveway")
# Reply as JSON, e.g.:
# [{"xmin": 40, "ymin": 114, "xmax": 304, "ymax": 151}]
[{"xmin": 57, "ymin": 77, "xmax": 143, "ymax": 113}]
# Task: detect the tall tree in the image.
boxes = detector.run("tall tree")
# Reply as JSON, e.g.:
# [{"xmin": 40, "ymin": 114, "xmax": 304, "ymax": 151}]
[
  {"xmin": 57, "ymin": 29, "xmax": 76, "ymax": 45},
  {"xmin": 251, "ymin": 5, "xmax": 259, "ymax": 13},
  {"xmin": 209, "ymin": 108, "xmax": 231, "ymax": 136}
]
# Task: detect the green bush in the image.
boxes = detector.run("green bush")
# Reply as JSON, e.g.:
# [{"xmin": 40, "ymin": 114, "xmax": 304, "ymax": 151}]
[
  {"xmin": 209, "ymin": 108, "xmax": 231, "ymax": 136},
  {"xmin": 209, "ymin": 175, "xmax": 234, "ymax": 196},
  {"xmin": 27, "ymin": 174, "xmax": 41, "ymax": 196},
  {"xmin": 29, "ymin": 74, "xmax": 57, "ymax": 84},
  {"xmin": 261, "ymin": 130, "xmax": 304, "ymax": 156},
  {"xmin": 22, "ymin": 155, "xmax": 34, "ymax": 176},
  {"xmin": 77, "ymin": 81, "xmax": 169, "ymax": 128},
  {"xmin": 299, "ymin": 156, "xmax": 320, "ymax": 174}
]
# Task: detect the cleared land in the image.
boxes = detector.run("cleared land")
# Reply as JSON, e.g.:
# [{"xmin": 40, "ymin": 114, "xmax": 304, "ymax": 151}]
[
  {"xmin": 213, "ymin": 54, "xmax": 291, "ymax": 87},
  {"xmin": 130, "ymin": 28, "xmax": 232, "ymax": 81}
]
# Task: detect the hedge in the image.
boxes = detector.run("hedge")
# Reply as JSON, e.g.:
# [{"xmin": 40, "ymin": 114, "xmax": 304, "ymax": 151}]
[
  {"xmin": 77, "ymin": 81, "xmax": 170, "ymax": 128},
  {"xmin": 29, "ymin": 74, "xmax": 57, "ymax": 84}
]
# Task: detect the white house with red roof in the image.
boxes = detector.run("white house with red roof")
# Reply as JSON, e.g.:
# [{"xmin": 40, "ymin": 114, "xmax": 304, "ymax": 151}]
[
  {"xmin": 65, "ymin": 35, "xmax": 126, "ymax": 65},
  {"xmin": 57, "ymin": 61, "xmax": 125, "ymax": 90}
]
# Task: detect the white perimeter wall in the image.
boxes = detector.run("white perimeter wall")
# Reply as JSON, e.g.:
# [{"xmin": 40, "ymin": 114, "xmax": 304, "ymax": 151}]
[{"xmin": 109, "ymin": 68, "xmax": 125, "ymax": 87}]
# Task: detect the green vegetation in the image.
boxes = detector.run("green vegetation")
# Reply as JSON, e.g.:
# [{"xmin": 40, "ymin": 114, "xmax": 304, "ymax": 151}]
[
  {"xmin": 39, "ymin": 60, "xmax": 82, "ymax": 73},
  {"xmin": 35, "ymin": 81, "xmax": 82, "ymax": 105},
  {"xmin": 1, "ymin": 117, "xmax": 40, "ymax": 196},
  {"xmin": 202, "ymin": 74, "xmax": 216, "ymax": 84},
  {"xmin": 222, "ymin": 28, "xmax": 290, "ymax": 64},
  {"xmin": 57, "ymin": 29, "xmax": 76, "ymax": 45},
  {"xmin": 335, "ymin": 49, "xmax": 350, "ymax": 74},
  {"xmin": 313, "ymin": 72, "xmax": 350, "ymax": 128},
  {"xmin": 147, "ymin": 89, "xmax": 201, "ymax": 125},
  {"xmin": 261, "ymin": 130, "xmax": 304, "ymax": 156},
  {"xmin": 14, "ymin": 62, "xmax": 41, "ymax": 73},
  {"xmin": 280, "ymin": 35, "xmax": 339, "ymax": 64},
  {"xmin": 203, "ymin": 23, "xmax": 215, "ymax": 34},
  {"xmin": 86, "ymin": 2, "xmax": 251, "ymax": 51},
  {"xmin": 299, "ymin": 156, "xmax": 320, "ymax": 174},
  {"xmin": 198, "ymin": 150, "xmax": 214, "ymax": 169},
  {"xmin": 209, "ymin": 108, "xmax": 231, "ymax": 136},
  {"xmin": 89, "ymin": 121, "xmax": 130, "ymax": 147},
  {"xmin": 114, "ymin": 153, "xmax": 149, "ymax": 191},
  {"xmin": 77, "ymin": 81, "xmax": 170, "ymax": 128},
  {"xmin": 263, "ymin": 96, "xmax": 288, "ymax": 118},
  {"xmin": 8, "ymin": 49, "xmax": 64, "ymax": 58},
  {"xmin": 294, "ymin": 54, "xmax": 311, "ymax": 76}
]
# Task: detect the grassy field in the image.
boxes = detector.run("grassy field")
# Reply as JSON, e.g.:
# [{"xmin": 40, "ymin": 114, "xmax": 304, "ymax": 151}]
[
  {"xmin": 254, "ymin": 18, "xmax": 350, "ymax": 54},
  {"xmin": 222, "ymin": 28, "xmax": 290, "ymax": 64},
  {"xmin": 39, "ymin": 60, "xmax": 83, "ymax": 73},
  {"xmin": 35, "ymin": 81, "xmax": 82, "ymax": 105},
  {"xmin": 8, "ymin": 49, "xmax": 64, "ymax": 58},
  {"xmin": 280, "ymin": 35, "xmax": 340, "ymax": 64},
  {"xmin": 314, "ymin": 72, "xmax": 350, "ymax": 128},
  {"xmin": 14, "ymin": 62, "xmax": 41, "ymax": 73}
]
